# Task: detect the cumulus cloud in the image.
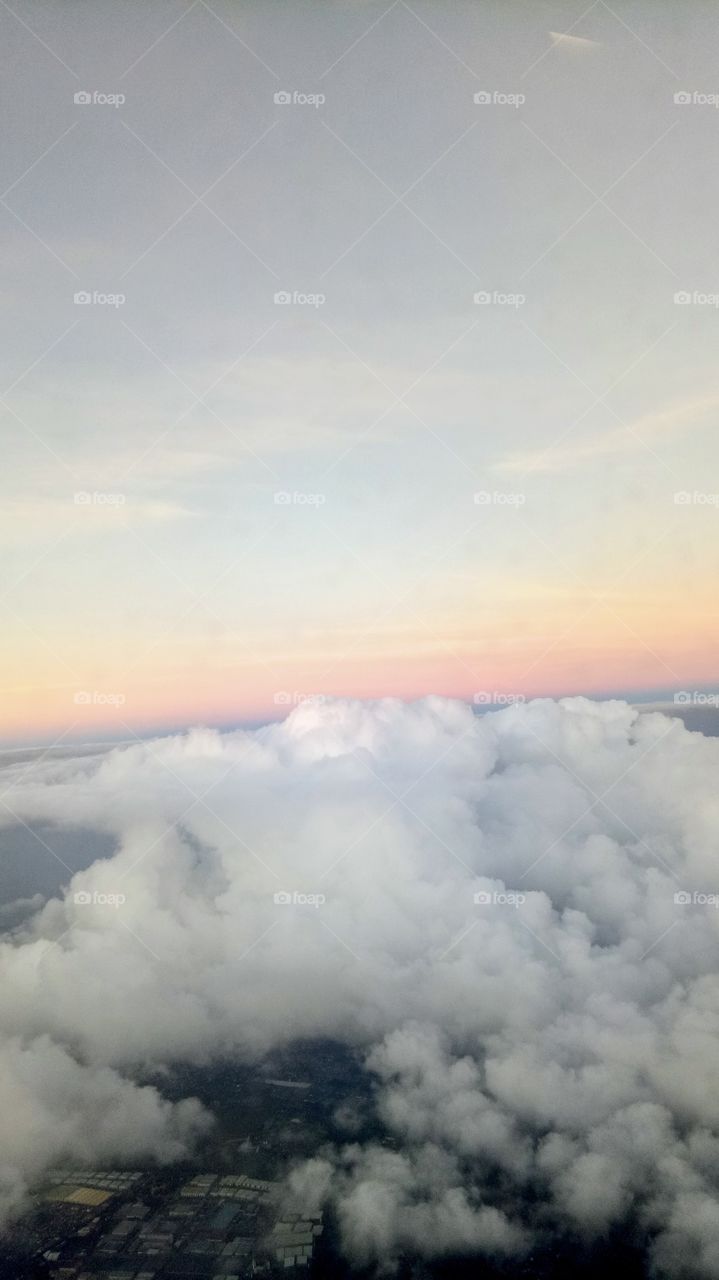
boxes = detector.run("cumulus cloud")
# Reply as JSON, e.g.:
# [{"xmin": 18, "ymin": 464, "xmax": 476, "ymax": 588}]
[
  {"xmin": 0, "ymin": 1035, "xmax": 210, "ymax": 1225},
  {"xmin": 1, "ymin": 695, "xmax": 719, "ymax": 1272}
]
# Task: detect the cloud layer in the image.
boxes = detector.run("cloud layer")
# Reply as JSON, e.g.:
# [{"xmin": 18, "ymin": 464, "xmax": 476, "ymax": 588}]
[{"xmin": 1, "ymin": 696, "xmax": 719, "ymax": 1273}]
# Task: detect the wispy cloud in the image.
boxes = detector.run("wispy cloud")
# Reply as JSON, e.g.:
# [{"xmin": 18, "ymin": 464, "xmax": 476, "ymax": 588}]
[
  {"xmin": 495, "ymin": 396, "xmax": 719, "ymax": 475},
  {"xmin": 548, "ymin": 31, "xmax": 602, "ymax": 50}
]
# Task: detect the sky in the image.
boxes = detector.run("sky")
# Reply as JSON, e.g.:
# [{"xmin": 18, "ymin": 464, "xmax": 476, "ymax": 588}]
[{"xmin": 2, "ymin": 0, "xmax": 719, "ymax": 743}]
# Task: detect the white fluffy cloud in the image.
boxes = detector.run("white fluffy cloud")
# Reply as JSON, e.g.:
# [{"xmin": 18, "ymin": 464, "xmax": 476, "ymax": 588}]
[
  {"xmin": 1, "ymin": 695, "xmax": 719, "ymax": 1272},
  {"xmin": 0, "ymin": 1034, "xmax": 210, "ymax": 1224}
]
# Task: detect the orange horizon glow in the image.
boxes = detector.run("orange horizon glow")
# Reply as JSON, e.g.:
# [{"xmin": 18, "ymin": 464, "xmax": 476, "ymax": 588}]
[{"xmin": 3, "ymin": 643, "xmax": 717, "ymax": 747}]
